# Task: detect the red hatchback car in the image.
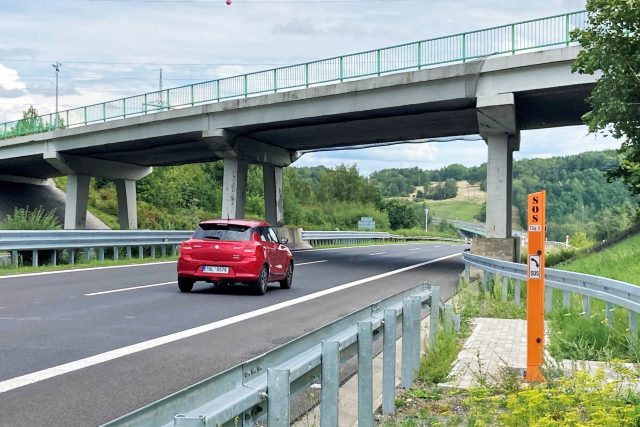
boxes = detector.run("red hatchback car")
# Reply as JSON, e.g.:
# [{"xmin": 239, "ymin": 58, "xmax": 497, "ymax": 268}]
[{"xmin": 177, "ymin": 219, "xmax": 294, "ymax": 295}]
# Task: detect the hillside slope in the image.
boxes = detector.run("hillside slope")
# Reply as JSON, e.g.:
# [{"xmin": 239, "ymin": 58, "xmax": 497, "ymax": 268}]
[
  {"xmin": 558, "ymin": 231, "xmax": 640, "ymax": 284},
  {"xmin": 0, "ymin": 180, "xmax": 109, "ymax": 229}
]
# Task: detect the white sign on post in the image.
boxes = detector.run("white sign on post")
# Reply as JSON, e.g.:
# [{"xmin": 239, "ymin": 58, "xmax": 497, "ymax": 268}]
[{"xmin": 529, "ymin": 255, "xmax": 541, "ymax": 279}]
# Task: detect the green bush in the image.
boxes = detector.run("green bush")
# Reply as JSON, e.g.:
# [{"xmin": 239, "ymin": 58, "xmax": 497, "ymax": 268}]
[
  {"xmin": 0, "ymin": 207, "xmax": 61, "ymax": 230},
  {"xmin": 417, "ymin": 328, "xmax": 461, "ymax": 384}
]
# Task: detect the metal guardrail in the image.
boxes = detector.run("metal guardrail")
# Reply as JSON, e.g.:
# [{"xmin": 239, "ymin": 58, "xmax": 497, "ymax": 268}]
[
  {"xmin": 0, "ymin": 229, "xmax": 461, "ymax": 269},
  {"xmin": 0, "ymin": 230, "xmax": 192, "ymax": 268},
  {"xmin": 462, "ymin": 252, "xmax": 639, "ymax": 339},
  {"xmin": 301, "ymin": 230, "xmax": 462, "ymax": 246},
  {"xmin": 102, "ymin": 283, "xmax": 452, "ymax": 427},
  {"xmin": 0, "ymin": 11, "xmax": 586, "ymax": 140}
]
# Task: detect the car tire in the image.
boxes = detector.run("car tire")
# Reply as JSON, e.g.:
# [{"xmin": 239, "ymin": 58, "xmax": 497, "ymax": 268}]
[
  {"xmin": 178, "ymin": 278, "xmax": 195, "ymax": 293},
  {"xmin": 254, "ymin": 265, "xmax": 269, "ymax": 295},
  {"xmin": 279, "ymin": 262, "xmax": 293, "ymax": 289}
]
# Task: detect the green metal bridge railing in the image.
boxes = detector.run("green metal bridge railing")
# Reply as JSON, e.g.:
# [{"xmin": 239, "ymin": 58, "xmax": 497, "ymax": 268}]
[{"xmin": 0, "ymin": 10, "xmax": 586, "ymax": 140}]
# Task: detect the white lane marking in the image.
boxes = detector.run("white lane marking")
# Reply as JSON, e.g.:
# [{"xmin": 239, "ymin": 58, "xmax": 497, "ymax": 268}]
[
  {"xmin": 0, "ymin": 252, "xmax": 461, "ymax": 394},
  {"xmin": 368, "ymin": 252, "xmax": 387, "ymax": 256},
  {"xmin": 0, "ymin": 261, "xmax": 176, "ymax": 281},
  {"xmin": 84, "ymin": 259, "xmax": 327, "ymax": 297},
  {"xmin": 294, "ymin": 242, "xmax": 430, "ymax": 252},
  {"xmin": 409, "ymin": 248, "xmax": 422, "ymax": 251},
  {"xmin": 296, "ymin": 260, "xmax": 328, "ymax": 266},
  {"xmin": 85, "ymin": 281, "xmax": 177, "ymax": 296},
  {"xmin": 86, "ymin": 261, "xmax": 328, "ymax": 296}
]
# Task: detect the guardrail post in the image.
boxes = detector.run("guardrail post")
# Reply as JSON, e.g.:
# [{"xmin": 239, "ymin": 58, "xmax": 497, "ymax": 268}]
[
  {"xmin": 113, "ymin": 247, "xmax": 119, "ymax": 261},
  {"xmin": 401, "ymin": 298, "xmax": 416, "ymax": 388},
  {"xmin": 11, "ymin": 250, "xmax": 18, "ymax": 268},
  {"xmin": 161, "ymin": 245, "xmax": 167, "ymax": 257},
  {"xmin": 502, "ymin": 276, "xmax": 509, "ymax": 302},
  {"xmin": 630, "ymin": 311, "xmax": 638, "ymax": 343},
  {"xmin": 126, "ymin": 246, "xmax": 132, "ymax": 259},
  {"xmin": 139, "ymin": 245, "xmax": 144, "ymax": 259},
  {"xmin": 32, "ymin": 250, "xmax": 38, "ymax": 267},
  {"xmin": 151, "ymin": 246, "xmax": 156, "ymax": 259},
  {"xmin": 514, "ymin": 280, "xmax": 521, "ymax": 306},
  {"xmin": 429, "ymin": 286, "xmax": 440, "ymax": 347},
  {"xmin": 464, "ymin": 264, "xmax": 470, "ymax": 284},
  {"xmin": 52, "ymin": 250, "xmax": 57, "ymax": 266},
  {"xmin": 453, "ymin": 313, "xmax": 461, "ymax": 333},
  {"xmin": 582, "ymin": 295, "xmax": 591, "ymax": 316},
  {"xmin": 444, "ymin": 303, "xmax": 453, "ymax": 332},
  {"xmin": 172, "ymin": 245, "xmax": 178, "ymax": 257},
  {"xmin": 562, "ymin": 291, "xmax": 571, "ymax": 309},
  {"xmin": 85, "ymin": 248, "xmax": 92, "ymax": 262},
  {"xmin": 606, "ymin": 303, "xmax": 614, "ymax": 329},
  {"xmin": 357, "ymin": 321, "xmax": 373, "ymax": 427},
  {"xmin": 267, "ymin": 368, "xmax": 290, "ymax": 427},
  {"xmin": 545, "ymin": 287, "xmax": 553, "ymax": 313},
  {"xmin": 98, "ymin": 248, "xmax": 105, "ymax": 262},
  {"xmin": 320, "ymin": 340, "xmax": 340, "ymax": 427},
  {"xmin": 382, "ymin": 309, "xmax": 397, "ymax": 415},
  {"xmin": 69, "ymin": 249, "xmax": 75, "ymax": 265},
  {"xmin": 482, "ymin": 271, "xmax": 489, "ymax": 292}
]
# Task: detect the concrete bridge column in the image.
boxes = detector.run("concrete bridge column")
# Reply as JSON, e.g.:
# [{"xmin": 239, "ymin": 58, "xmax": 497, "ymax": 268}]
[
  {"xmin": 221, "ymin": 157, "xmax": 249, "ymax": 219},
  {"xmin": 263, "ymin": 165, "xmax": 284, "ymax": 226},
  {"xmin": 116, "ymin": 179, "xmax": 138, "ymax": 230},
  {"xmin": 64, "ymin": 175, "xmax": 90, "ymax": 230},
  {"xmin": 486, "ymin": 134, "xmax": 515, "ymax": 238},
  {"xmin": 44, "ymin": 152, "xmax": 152, "ymax": 230},
  {"xmin": 474, "ymin": 93, "xmax": 521, "ymax": 261}
]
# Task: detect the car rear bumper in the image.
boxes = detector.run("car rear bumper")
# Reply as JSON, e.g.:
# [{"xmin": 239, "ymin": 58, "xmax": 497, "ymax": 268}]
[{"xmin": 177, "ymin": 256, "xmax": 262, "ymax": 282}]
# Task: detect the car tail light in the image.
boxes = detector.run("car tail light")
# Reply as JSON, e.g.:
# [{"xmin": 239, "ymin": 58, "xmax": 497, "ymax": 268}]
[
  {"xmin": 244, "ymin": 243, "xmax": 259, "ymax": 255},
  {"xmin": 180, "ymin": 241, "xmax": 193, "ymax": 255}
]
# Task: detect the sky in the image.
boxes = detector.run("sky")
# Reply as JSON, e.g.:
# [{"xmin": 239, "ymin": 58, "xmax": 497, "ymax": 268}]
[{"xmin": 0, "ymin": 0, "xmax": 620, "ymax": 175}]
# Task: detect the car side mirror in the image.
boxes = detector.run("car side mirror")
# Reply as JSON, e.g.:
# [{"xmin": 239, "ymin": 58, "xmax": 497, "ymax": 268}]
[{"xmin": 280, "ymin": 237, "xmax": 289, "ymax": 244}]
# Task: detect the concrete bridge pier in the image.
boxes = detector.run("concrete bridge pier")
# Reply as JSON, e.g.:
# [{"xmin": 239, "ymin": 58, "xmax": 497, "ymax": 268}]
[
  {"xmin": 263, "ymin": 165, "xmax": 284, "ymax": 227},
  {"xmin": 44, "ymin": 152, "xmax": 152, "ymax": 230},
  {"xmin": 474, "ymin": 93, "xmax": 521, "ymax": 261},
  {"xmin": 116, "ymin": 179, "xmax": 138, "ymax": 230},
  {"xmin": 221, "ymin": 157, "xmax": 249, "ymax": 220},
  {"xmin": 207, "ymin": 129, "xmax": 298, "ymax": 223},
  {"xmin": 64, "ymin": 175, "xmax": 91, "ymax": 230}
]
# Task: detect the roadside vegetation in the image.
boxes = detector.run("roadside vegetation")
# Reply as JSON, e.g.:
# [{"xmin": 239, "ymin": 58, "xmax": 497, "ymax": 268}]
[
  {"xmin": 0, "ymin": 206, "xmax": 61, "ymax": 230},
  {"xmin": 0, "ymin": 254, "xmax": 177, "ymax": 276},
  {"xmin": 382, "ymin": 276, "xmax": 640, "ymax": 426}
]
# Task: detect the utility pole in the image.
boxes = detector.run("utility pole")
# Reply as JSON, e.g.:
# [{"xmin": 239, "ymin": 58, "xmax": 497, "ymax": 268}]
[
  {"xmin": 52, "ymin": 62, "xmax": 62, "ymax": 125},
  {"xmin": 425, "ymin": 207, "xmax": 429, "ymax": 232}
]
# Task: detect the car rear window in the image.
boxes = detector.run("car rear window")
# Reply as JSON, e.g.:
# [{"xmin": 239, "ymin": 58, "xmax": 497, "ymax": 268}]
[{"xmin": 193, "ymin": 224, "xmax": 252, "ymax": 241}]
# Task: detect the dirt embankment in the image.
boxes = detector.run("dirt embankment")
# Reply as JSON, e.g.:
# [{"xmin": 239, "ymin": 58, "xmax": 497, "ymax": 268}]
[{"xmin": 0, "ymin": 180, "xmax": 109, "ymax": 229}]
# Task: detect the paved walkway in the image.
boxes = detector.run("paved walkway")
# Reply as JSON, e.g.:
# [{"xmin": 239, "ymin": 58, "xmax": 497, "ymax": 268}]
[
  {"xmin": 444, "ymin": 318, "xmax": 527, "ymax": 388},
  {"xmin": 444, "ymin": 317, "xmax": 638, "ymax": 389}
]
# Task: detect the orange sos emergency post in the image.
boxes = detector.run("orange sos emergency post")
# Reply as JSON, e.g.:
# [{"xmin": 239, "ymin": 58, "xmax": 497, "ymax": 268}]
[{"xmin": 525, "ymin": 190, "xmax": 546, "ymax": 382}]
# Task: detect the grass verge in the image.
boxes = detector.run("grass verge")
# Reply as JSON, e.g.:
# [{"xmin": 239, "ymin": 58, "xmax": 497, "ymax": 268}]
[
  {"xmin": 0, "ymin": 255, "xmax": 177, "ymax": 276},
  {"xmin": 382, "ymin": 280, "xmax": 640, "ymax": 426}
]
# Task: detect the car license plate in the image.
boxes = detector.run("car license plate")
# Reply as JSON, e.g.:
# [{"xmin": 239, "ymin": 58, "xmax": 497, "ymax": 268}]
[{"xmin": 203, "ymin": 266, "xmax": 229, "ymax": 274}]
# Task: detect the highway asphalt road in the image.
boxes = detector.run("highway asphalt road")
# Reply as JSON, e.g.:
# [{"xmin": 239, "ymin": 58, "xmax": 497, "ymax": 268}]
[{"xmin": 0, "ymin": 242, "xmax": 467, "ymax": 426}]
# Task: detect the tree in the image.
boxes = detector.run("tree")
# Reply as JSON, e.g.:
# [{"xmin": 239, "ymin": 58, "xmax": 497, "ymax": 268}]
[
  {"xmin": 573, "ymin": 1, "xmax": 640, "ymax": 204},
  {"xmin": 15, "ymin": 106, "xmax": 44, "ymax": 135},
  {"xmin": 384, "ymin": 199, "xmax": 419, "ymax": 230}
]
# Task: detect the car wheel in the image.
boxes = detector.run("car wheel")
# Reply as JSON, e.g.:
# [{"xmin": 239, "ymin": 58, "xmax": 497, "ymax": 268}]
[
  {"xmin": 178, "ymin": 278, "xmax": 195, "ymax": 293},
  {"xmin": 254, "ymin": 265, "xmax": 269, "ymax": 295},
  {"xmin": 279, "ymin": 262, "xmax": 293, "ymax": 289}
]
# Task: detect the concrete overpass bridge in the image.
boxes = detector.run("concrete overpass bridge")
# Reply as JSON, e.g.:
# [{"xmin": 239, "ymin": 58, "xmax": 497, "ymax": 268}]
[{"xmin": 0, "ymin": 11, "xmax": 595, "ymax": 259}]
